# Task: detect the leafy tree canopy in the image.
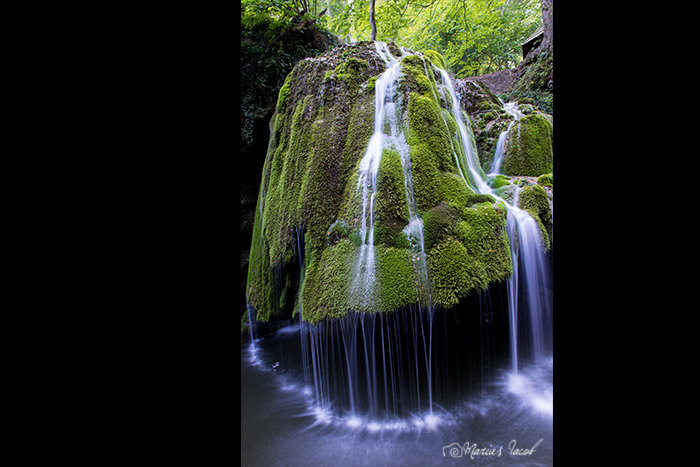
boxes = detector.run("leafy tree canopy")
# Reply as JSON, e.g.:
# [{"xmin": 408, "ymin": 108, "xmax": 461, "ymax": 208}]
[
  {"xmin": 322, "ymin": 0, "xmax": 542, "ymax": 78},
  {"xmin": 242, "ymin": 0, "xmax": 542, "ymax": 78}
]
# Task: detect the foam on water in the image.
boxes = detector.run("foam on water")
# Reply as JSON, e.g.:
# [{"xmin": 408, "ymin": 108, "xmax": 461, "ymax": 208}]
[
  {"xmin": 346, "ymin": 416, "xmax": 363, "ymax": 429},
  {"xmin": 502, "ymin": 357, "xmax": 553, "ymax": 418}
]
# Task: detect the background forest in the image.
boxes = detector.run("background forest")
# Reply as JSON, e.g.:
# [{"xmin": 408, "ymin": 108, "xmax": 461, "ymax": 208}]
[{"xmin": 243, "ymin": 0, "xmax": 542, "ymax": 79}]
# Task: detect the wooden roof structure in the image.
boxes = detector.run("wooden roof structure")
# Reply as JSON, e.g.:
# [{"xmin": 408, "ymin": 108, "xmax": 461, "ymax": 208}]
[{"xmin": 522, "ymin": 25, "xmax": 544, "ymax": 58}]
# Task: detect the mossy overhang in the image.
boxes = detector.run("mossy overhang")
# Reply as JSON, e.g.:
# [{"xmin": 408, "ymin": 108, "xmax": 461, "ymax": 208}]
[{"xmin": 247, "ymin": 43, "xmax": 519, "ymax": 323}]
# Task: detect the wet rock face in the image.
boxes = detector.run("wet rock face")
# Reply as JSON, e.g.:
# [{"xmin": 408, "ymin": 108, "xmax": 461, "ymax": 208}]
[
  {"xmin": 247, "ymin": 43, "xmax": 551, "ymax": 324},
  {"xmin": 454, "ymin": 80, "xmax": 553, "ymax": 177}
]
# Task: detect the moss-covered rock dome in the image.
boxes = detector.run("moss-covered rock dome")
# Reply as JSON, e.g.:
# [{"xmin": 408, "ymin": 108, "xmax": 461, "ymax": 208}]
[{"xmin": 246, "ymin": 42, "xmax": 551, "ymax": 324}]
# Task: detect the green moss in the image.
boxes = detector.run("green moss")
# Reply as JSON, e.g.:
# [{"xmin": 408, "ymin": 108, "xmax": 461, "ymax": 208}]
[
  {"xmin": 349, "ymin": 229, "xmax": 363, "ymax": 248},
  {"xmin": 425, "ymin": 200, "xmax": 511, "ymax": 309},
  {"xmin": 374, "ymin": 149, "xmax": 411, "ymax": 248},
  {"xmin": 517, "ymin": 184, "xmax": 552, "ymax": 251},
  {"xmin": 247, "ymin": 48, "xmax": 374, "ymax": 322},
  {"xmin": 337, "ymin": 95, "xmax": 375, "ymax": 228},
  {"xmin": 422, "ymin": 202, "xmax": 460, "ymax": 251},
  {"xmin": 537, "ymin": 173, "xmax": 553, "ymax": 188},
  {"xmin": 327, "ymin": 219, "xmax": 349, "ymax": 245},
  {"xmin": 502, "ymin": 113, "xmax": 553, "ymax": 176},
  {"xmin": 491, "ymin": 182, "xmax": 512, "ymax": 200},
  {"xmin": 367, "ymin": 76, "xmax": 378, "ymax": 93},
  {"xmin": 477, "ymin": 101, "xmax": 499, "ymax": 112},
  {"xmin": 518, "ymin": 104, "xmax": 535, "ymax": 115},
  {"xmin": 488, "ymin": 175, "xmax": 513, "ymax": 189},
  {"xmin": 427, "ymin": 239, "xmax": 471, "ymax": 308},
  {"xmin": 331, "ymin": 57, "xmax": 370, "ymax": 86},
  {"xmin": 441, "ymin": 172, "xmax": 476, "ymax": 206},
  {"xmin": 406, "ymin": 92, "xmax": 457, "ymax": 212},
  {"xmin": 423, "ymin": 50, "xmax": 447, "ymax": 71},
  {"xmin": 301, "ymin": 239, "xmax": 356, "ymax": 323},
  {"xmin": 276, "ymin": 73, "xmax": 293, "ymax": 114},
  {"xmin": 400, "ymin": 55, "xmax": 441, "ymax": 103},
  {"xmin": 248, "ymin": 43, "xmax": 522, "ymax": 322},
  {"xmin": 246, "ymin": 199, "xmax": 275, "ymax": 321},
  {"xmin": 454, "ymin": 202, "xmax": 511, "ymax": 286},
  {"xmin": 376, "ymin": 246, "xmax": 418, "ymax": 312},
  {"xmin": 387, "ymin": 43, "xmax": 402, "ymax": 57},
  {"xmin": 407, "ymin": 144, "xmax": 441, "ymax": 213}
]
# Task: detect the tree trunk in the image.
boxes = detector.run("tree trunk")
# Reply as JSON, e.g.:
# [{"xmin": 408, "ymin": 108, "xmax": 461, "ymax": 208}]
[
  {"xmin": 370, "ymin": 0, "xmax": 377, "ymax": 41},
  {"xmin": 533, "ymin": 0, "xmax": 552, "ymax": 56},
  {"xmin": 510, "ymin": 0, "xmax": 553, "ymax": 95}
]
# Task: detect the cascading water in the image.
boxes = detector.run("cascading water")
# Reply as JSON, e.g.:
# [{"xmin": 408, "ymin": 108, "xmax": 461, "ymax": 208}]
[
  {"xmin": 436, "ymin": 68, "xmax": 492, "ymax": 195},
  {"xmin": 351, "ymin": 43, "xmax": 402, "ymax": 308},
  {"xmin": 436, "ymin": 70, "xmax": 552, "ymax": 373},
  {"xmin": 489, "ymin": 102, "xmax": 523, "ymax": 175},
  {"xmin": 243, "ymin": 42, "xmax": 552, "ymax": 466},
  {"xmin": 350, "ymin": 42, "xmax": 438, "ymax": 419}
]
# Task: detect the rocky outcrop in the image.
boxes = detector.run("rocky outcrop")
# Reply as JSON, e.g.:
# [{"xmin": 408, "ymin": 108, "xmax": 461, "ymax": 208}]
[
  {"xmin": 246, "ymin": 42, "xmax": 553, "ymax": 324},
  {"xmin": 456, "ymin": 79, "xmax": 553, "ymax": 178},
  {"xmin": 502, "ymin": 111, "xmax": 553, "ymax": 176},
  {"xmin": 464, "ymin": 69, "xmax": 514, "ymax": 94}
]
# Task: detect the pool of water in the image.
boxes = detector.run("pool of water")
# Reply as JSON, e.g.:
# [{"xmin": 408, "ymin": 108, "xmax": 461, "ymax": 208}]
[{"xmin": 241, "ymin": 319, "xmax": 553, "ymax": 467}]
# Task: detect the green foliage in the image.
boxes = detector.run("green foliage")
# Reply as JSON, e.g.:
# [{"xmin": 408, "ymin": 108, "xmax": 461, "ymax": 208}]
[
  {"xmin": 241, "ymin": 1, "xmax": 338, "ymax": 152},
  {"xmin": 323, "ymin": 0, "xmax": 541, "ymax": 78},
  {"xmin": 502, "ymin": 49, "xmax": 553, "ymax": 114}
]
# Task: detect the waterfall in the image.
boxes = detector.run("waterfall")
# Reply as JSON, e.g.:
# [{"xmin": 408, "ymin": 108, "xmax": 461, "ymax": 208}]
[
  {"xmin": 436, "ymin": 69, "xmax": 552, "ymax": 372},
  {"xmin": 436, "ymin": 69, "xmax": 491, "ymax": 195},
  {"xmin": 489, "ymin": 102, "xmax": 523, "ymax": 175},
  {"xmin": 351, "ymin": 43, "xmax": 402, "ymax": 308},
  {"xmin": 246, "ymin": 43, "xmax": 552, "ymax": 431},
  {"xmin": 353, "ymin": 42, "xmax": 438, "ymax": 416}
]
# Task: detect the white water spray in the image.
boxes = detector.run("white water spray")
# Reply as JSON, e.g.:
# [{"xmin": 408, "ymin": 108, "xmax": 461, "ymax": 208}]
[
  {"xmin": 436, "ymin": 69, "xmax": 551, "ymax": 373},
  {"xmin": 489, "ymin": 102, "xmax": 523, "ymax": 175},
  {"xmin": 352, "ymin": 43, "xmax": 403, "ymax": 307}
]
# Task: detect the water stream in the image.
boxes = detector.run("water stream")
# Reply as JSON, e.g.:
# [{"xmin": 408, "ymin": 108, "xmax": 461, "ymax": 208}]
[
  {"xmin": 351, "ymin": 42, "xmax": 403, "ymax": 308},
  {"xmin": 436, "ymin": 69, "xmax": 551, "ymax": 373},
  {"xmin": 243, "ymin": 42, "xmax": 552, "ymax": 466},
  {"xmin": 489, "ymin": 102, "xmax": 523, "ymax": 176}
]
